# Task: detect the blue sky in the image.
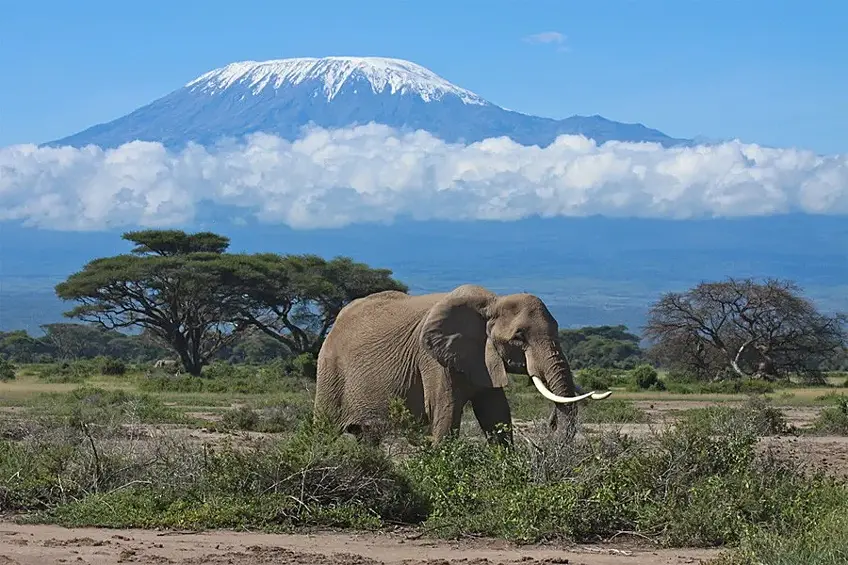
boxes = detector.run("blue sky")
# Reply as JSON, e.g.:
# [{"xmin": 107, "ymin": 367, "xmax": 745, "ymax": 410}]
[{"xmin": 2, "ymin": 0, "xmax": 845, "ymax": 154}]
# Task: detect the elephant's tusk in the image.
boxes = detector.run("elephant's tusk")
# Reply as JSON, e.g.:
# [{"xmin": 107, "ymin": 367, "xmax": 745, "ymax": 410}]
[
  {"xmin": 574, "ymin": 384, "xmax": 613, "ymax": 401},
  {"xmin": 531, "ymin": 376, "xmax": 600, "ymax": 404}
]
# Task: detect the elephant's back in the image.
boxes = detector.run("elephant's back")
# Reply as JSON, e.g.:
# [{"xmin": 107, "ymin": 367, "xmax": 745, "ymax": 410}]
[
  {"xmin": 317, "ymin": 291, "xmax": 444, "ymax": 429},
  {"xmin": 332, "ymin": 291, "xmax": 445, "ymax": 332}
]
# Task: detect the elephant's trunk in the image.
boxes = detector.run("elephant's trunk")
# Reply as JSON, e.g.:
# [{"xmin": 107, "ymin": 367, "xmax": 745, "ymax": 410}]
[{"xmin": 526, "ymin": 339, "xmax": 611, "ymax": 434}]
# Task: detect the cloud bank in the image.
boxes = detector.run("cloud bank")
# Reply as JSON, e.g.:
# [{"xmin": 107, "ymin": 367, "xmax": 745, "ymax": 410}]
[{"xmin": 1, "ymin": 124, "xmax": 847, "ymax": 231}]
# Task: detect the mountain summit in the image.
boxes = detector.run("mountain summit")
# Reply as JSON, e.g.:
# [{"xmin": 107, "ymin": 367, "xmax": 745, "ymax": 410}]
[
  {"xmin": 185, "ymin": 56, "xmax": 490, "ymax": 105},
  {"xmin": 49, "ymin": 56, "xmax": 690, "ymax": 149}
]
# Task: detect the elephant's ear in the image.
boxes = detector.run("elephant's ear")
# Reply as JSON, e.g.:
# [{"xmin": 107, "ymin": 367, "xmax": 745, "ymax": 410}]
[{"xmin": 420, "ymin": 294, "xmax": 509, "ymax": 389}]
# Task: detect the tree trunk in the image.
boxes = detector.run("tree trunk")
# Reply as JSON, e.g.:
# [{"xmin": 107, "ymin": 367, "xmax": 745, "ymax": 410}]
[{"xmin": 729, "ymin": 338, "xmax": 757, "ymax": 378}]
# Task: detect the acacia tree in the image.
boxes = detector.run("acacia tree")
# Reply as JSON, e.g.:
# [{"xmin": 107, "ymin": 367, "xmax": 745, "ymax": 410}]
[
  {"xmin": 55, "ymin": 230, "xmax": 245, "ymax": 376},
  {"xmin": 644, "ymin": 277, "xmax": 847, "ymax": 383},
  {"xmin": 221, "ymin": 253, "xmax": 408, "ymax": 356}
]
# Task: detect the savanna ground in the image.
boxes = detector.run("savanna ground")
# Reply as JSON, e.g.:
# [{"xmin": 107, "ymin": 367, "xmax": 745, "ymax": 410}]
[{"xmin": 2, "ymin": 360, "xmax": 848, "ymax": 564}]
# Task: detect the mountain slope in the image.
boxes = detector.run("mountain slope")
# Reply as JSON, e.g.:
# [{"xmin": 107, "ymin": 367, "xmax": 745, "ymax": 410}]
[{"xmin": 49, "ymin": 56, "xmax": 690, "ymax": 149}]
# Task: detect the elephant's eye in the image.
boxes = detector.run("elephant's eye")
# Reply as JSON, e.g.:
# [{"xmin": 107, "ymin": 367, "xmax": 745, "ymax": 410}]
[{"xmin": 511, "ymin": 329, "xmax": 526, "ymax": 343}]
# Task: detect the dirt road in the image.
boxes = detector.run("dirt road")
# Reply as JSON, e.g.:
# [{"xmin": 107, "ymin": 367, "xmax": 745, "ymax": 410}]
[{"xmin": 0, "ymin": 524, "xmax": 722, "ymax": 565}]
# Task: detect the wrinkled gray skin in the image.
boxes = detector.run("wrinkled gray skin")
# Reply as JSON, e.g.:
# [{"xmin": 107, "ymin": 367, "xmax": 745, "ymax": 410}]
[{"xmin": 314, "ymin": 284, "xmax": 600, "ymax": 446}]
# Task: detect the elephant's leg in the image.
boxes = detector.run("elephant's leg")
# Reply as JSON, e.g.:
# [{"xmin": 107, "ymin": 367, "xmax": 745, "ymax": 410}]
[
  {"xmin": 420, "ymin": 361, "xmax": 466, "ymax": 443},
  {"xmin": 428, "ymin": 396, "xmax": 465, "ymax": 443},
  {"xmin": 470, "ymin": 387, "xmax": 514, "ymax": 447}
]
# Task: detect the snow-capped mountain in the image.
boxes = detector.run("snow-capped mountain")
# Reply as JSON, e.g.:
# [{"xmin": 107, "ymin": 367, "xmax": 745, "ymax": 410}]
[
  {"xmin": 188, "ymin": 57, "xmax": 489, "ymax": 105},
  {"xmin": 49, "ymin": 56, "xmax": 690, "ymax": 149}
]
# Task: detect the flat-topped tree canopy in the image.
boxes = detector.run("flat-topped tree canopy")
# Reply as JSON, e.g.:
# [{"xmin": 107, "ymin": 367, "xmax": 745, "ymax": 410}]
[{"xmin": 122, "ymin": 229, "xmax": 230, "ymax": 257}]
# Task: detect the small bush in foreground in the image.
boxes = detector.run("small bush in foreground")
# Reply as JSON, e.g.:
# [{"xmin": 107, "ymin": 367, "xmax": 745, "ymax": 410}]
[
  {"xmin": 403, "ymin": 421, "xmax": 844, "ymax": 545},
  {"xmin": 3, "ymin": 418, "xmax": 428, "ymax": 529}
]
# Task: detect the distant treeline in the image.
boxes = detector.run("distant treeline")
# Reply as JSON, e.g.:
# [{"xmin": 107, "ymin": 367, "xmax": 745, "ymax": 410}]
[
  {"xmin": 0, "ymin": 321, "xmax": 646, "ymax": 369},
  {"xmin": 0, "ymin": 323, "xmax": 291, "ymax": 365},
  {"xmin": 1, "ymin": 229, "xmax": 846, "ymax": 383}
]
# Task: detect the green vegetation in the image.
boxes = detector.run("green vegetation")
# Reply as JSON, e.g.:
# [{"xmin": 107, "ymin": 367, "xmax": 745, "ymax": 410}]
[
  {"xmin": 0, "ymin": 352, "xmax": 847, "ymax": 565},
  {"xmin": 662, "ymin": 372, "xmax": 777, "ymax": 395},
  {"xmin": 0, "ymin": 358, "xmax": 15, "ymax": 381},
  {"xmin": 675, "ymin": 396, "xmax": 790, "ymax": 437},
  {"xmin": 710, "ymin": 508, "xmax": 848, "ymax": 565},
  {"xmin": 2, "ymin": 232, "xmax": 848, "ymax": 564},
  {"xmin": 558, "ymin": 324, "xmax": 644, "ymax": 369},
  {"xmin": 809, "ymin": 396, "xmax": 848, "ymax": 435},
  {"xmin": 51, "ymin": 229, "xmax": 405, "ymax": 375},
  {"xmin": 0, "ymin": 388, "xmax": 845, "ymax": 558}
]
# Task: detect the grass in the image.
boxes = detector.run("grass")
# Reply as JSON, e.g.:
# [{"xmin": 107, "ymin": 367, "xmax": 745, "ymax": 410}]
[
  {"xmin": 673, "ymin": 396, "xmax": 791, "ymax": 436},
  {"xmin": 2, "ymin": 361, "xmax": 848, "ymax": 563},
  {"xmin": 1, "ymin": 400, "xmax": 845, "ymax": 553},
  {"xmin": 808, "ymin": 396, "xmax": 848, "ymax": 436},
  {"xmin": 709, "ymin": 508, "xmax": 848, "ymax": 565},
  {"xmin": 2, "ymin": 420, "xmax": 427, "ymax": 530}
]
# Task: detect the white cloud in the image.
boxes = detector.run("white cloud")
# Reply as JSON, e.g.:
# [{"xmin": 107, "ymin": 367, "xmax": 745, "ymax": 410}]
[
  {"xmin": 524, "ymin": 31, "xmax": 566, "ymax": 44},
  {"xmin": 523, "ymin": 31, "xmax": 569, "ymax": 52},
  {"xmin": 1, "ymin": 124, "xmax": 847, "ymax": 231}
]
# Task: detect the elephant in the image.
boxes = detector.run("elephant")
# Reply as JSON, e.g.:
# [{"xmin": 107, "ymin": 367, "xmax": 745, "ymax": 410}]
[
  {"xmin": 313, "ymin": 284, "xmax": 611, "ymax": 446},
  {"xmin": 153, "ymin": 359, "xmax": 178, "ymax": 369}
]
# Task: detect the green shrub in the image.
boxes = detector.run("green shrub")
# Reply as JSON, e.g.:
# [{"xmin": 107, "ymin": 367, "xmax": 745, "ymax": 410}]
[
  {"xmin": 139, "ymin": 363, "xmax": 310, "ymax": 395},
  {"xmin": 221, "ymin": 405, "xmax": 260, "ymax": 431},
  {"xmin": 34, "ymin": 360, "xmax": 97, "ymax": 383},
  {"xmin": 5, "ymin": 419, "xmax": 428, "ymax": 529},
  {"xmin": 27, "ymin": 386, "xmax": 186, "ymax": 427},
  {"xmin": 574, "ymin": 367, "xmax": 614, "ymax": 390},
  {"xmin": 290, "ymin": 353, "xmax": 317, "ymax": 380},
  {"xmin": 664, "ymin": 375, "xmax": 775, "ymax": 395},
  {"xmin": 96, "ymin": 356, "xmax": 126, "ymax": 376},
  {"xmin": 201, "ymin": 360, "xmax": 252, "ymax": 380},
  {"xmin": 813, "ymin": 391, "xmax": 848, "ymax": 405},
  {"xmin": 710, "ymin": 507, "xmax": 848, "ymax": 565},
  {"xmin": 676, "ymin": 396, "xmax": 789, "ymax": 437},
  {"xmin": 580, "ymin": 399, "xmax": 648, "ymax": 423},
  {"xmin": 0, "ymin": 358, "xmax": 16, "ymax": 381},
  {"xmin": 810, "ymin": 397, "xmax": 848, "ymax": 435},
  {"xmin": 632, "ymin": 364, "xmax": 659, "ymax": 389},
  {"xmin": 402, "ymin": 420, "xmax": 844, "ymax": 545},
  {"xmin": 220, "ymin": 402, "xmax": 313, "ymax": 434}
]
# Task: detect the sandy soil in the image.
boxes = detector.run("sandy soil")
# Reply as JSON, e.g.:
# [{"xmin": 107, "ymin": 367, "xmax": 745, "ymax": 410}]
[
  {"xmin": 759, "ymin": 434, "xmax": 848, "ymax": 478},
  {"xmin": 0, "ymin": 524, "xmax": 722, "ymax": 565}
]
